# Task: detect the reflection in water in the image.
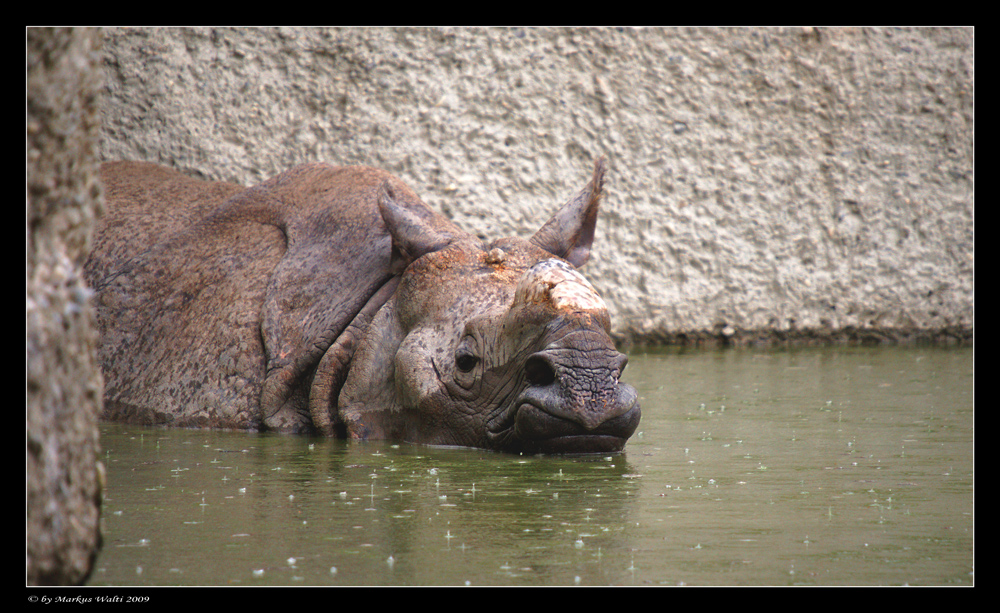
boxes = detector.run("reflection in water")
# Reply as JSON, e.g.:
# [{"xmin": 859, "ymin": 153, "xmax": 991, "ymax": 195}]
[{"xmin": 89, "ymin": 346, "xmax": 973, "ymax": 586}]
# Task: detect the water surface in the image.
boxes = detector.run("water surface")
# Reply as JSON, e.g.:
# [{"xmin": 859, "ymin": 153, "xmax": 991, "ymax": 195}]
[{"xmin": 89, "ymin": 345, "xmax": 973, "ymax": 586}]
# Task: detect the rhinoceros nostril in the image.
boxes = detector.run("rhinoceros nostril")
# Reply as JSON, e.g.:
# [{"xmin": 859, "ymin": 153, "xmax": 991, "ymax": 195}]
[{"xmin": 524, "ymin": 355, "xmax": 556, "ymax": 387}]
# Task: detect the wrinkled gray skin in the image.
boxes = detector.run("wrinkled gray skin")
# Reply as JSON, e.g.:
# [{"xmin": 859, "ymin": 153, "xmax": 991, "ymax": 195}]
[{"xmin": 85, "ymin": 159, "xmax": 640, "ymax": 454}]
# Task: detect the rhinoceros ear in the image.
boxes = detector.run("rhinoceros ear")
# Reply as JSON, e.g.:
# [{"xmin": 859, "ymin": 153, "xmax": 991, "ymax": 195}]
[
  {"xmin": 378, "ymin": 181, "xmax": 462, "ymax": 269},
  {"xmin": 530, "ymin": 157, "xmax": 606, "ymax": 268}
]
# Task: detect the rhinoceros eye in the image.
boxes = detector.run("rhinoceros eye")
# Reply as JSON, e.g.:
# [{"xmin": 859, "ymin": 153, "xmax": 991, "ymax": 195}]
[{"xmin": 455, "ymin": 351, "xmax": 480, "ymax": 373}]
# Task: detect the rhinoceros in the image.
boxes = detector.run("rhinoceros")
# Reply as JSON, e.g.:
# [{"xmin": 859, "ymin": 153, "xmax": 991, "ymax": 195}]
[{"xmin": 84, "ymin": 158, "xmax": 640, "ymax": 454}]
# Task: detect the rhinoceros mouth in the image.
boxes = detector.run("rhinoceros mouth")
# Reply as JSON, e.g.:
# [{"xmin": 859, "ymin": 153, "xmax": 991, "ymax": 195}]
[{"xmin": 487, "ymin": 399, "xmax": 640, "ymax": 455}]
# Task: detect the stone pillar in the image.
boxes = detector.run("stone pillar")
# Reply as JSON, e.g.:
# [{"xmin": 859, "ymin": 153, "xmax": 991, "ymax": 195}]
[{"xmin": 26, "ymin": 27, "xmax": 105, "ymax": 586}]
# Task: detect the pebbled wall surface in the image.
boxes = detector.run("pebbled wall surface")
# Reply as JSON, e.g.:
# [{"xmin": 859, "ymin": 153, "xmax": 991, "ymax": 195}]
[{"xmin": 99, "ymin": 26, "xmax": 974, "ymax": 346}]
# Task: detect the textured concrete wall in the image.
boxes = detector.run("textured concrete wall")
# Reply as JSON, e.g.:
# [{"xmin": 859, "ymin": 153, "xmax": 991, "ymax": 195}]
[
  {"xmin": 26, "ymin": 27, "xmax": 105, "ymax": 585},
  {"xmin": 99, "ymin": 26, "xmax": 973, "ymax": 345}
]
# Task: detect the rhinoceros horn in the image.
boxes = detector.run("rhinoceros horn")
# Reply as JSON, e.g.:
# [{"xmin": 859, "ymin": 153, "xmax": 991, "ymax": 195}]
[{"xmin": 511, "ymin": 258, "xmax": 610, "ymax": 318}]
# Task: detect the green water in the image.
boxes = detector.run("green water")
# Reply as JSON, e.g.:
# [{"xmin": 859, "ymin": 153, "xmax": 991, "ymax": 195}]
[{"xmin": 88, "ymin": 345, "xmax": 973, "ymax": 586}]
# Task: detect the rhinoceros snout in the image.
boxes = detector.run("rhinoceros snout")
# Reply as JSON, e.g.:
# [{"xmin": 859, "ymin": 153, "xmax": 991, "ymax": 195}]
[
  {"xmin": 524, "ymin": 350, "xmax": 628, "ymax": 399},
  {"xmin": 513, "ymin": 347, "xmax": 640, "ymax": 453}
]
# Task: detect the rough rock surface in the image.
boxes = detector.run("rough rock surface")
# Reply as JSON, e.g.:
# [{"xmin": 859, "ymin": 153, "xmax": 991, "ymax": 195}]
[
  {"xmin": 99, "ymin": 26, "xmax": 973, "ymax": 345},
  {"xmin": 26, "ymin": 27, "xmax": 105, "ymax": 585}
]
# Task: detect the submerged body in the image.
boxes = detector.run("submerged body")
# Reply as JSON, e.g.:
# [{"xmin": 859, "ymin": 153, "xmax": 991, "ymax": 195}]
[{"xmin": 85, "ymin": 159, "xmax": 639, "ymax": 454}]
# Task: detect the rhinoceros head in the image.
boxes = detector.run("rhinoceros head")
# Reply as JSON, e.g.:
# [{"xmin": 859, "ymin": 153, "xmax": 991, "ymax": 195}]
[{"xmin": 336, "ymin": 159, "xmax": 640, "ymax": 454}]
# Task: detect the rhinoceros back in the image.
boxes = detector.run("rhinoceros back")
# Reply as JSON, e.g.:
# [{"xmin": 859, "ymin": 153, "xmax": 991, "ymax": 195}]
[{"xmin": 85, "ymin": 162, "xmax": 435, "ymax": 432}]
